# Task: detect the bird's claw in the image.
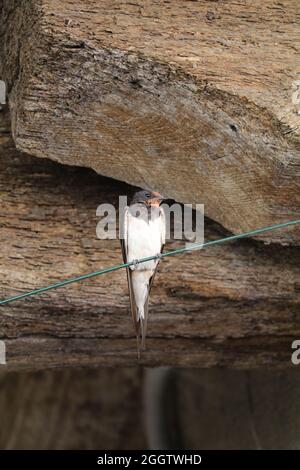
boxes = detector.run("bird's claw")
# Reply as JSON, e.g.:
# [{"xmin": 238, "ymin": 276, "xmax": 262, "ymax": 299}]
[{"xmin": 132, "ymin": 259, "xmax": 139, "ymax": 268}]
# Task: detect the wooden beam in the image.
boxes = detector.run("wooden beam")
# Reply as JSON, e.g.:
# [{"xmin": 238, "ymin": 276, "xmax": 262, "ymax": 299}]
[
  {"xmin": 0, "ymin": 368, "xmax": 145, "ymax": 449},
  {"xmin": 0, "ymin": 106, "xmax": 299, "ymax": 368},
  {"xmin": 0, "ymin": 0, "xmax": 299, "ymax": 244}
]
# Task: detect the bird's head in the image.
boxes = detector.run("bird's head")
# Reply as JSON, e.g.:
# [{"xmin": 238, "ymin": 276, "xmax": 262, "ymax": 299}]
[{"xmin": 131, "ymin": 190, "xmax": 165, "ymax": 207}]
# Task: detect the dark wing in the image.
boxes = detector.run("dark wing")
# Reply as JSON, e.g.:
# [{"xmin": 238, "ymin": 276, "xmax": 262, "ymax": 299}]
[{"xmin": 120, "ymin": 207, "xmax": 141, "ymax": 354}]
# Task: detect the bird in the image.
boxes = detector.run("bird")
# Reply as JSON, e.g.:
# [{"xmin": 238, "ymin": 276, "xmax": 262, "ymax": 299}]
[{"xmin": 121, "ymin": 190, "xmax": 166, "ymax": 355}]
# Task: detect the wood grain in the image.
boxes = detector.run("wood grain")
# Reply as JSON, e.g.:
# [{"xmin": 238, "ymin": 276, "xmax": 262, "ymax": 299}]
[
  {"xmin": 0, "ymin": 105, "xmax": 299, "ymax": 368},
  {"xmin": 0, "ymin": 0, "xmax": 299, "ymax": 243},
  {"xmin": 0, "ymin": 367, "xmax": 145, "ymax": 449}
]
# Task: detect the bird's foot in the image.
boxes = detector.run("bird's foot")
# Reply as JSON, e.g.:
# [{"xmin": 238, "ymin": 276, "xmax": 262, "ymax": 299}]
[{"xmin": 132, "ymin": 259, "xmax": 140, "ymax": 268}]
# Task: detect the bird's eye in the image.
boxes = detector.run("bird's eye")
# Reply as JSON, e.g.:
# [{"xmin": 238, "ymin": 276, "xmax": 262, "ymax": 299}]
[{"xmin": 145, "ymin": 193, "xmax": 151, "ymax": 198}]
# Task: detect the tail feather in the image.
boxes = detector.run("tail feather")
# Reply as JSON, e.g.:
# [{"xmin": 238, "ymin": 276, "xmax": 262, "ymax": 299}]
[
  {"xmin": 140, "ymin": 317, "xmax": 145, "ymax": 351},
  {"xmin": 136, "ymin": 293, "xmax": 149, "ymax": 351},
  {"xmin": 141, "ymin": 295, "xmax": 150, "ymax": 350},
  {"xmin": 136, "ymin": 333, "xmax": 141, "ymax": 360}
]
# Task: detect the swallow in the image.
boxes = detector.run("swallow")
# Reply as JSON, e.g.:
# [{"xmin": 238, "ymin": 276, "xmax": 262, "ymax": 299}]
[{"xmin": 121, "ymin": 190, "xmax": 166, "ymax": 355}]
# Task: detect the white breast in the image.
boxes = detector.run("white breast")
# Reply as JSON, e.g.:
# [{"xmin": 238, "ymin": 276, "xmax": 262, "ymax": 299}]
[{"xmin": 126, "ymin": 208, "xmax": 165, "ymax": 271}]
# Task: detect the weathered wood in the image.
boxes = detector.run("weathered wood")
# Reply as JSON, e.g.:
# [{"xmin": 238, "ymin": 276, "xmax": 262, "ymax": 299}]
[
  {"xmin": 175, "ymin": 369, "xmax": 300, "ymax": 449},
  {"xmin": 0, "ymin": 0, "xmax": 299, "ymax": 244},
  {"xmin": 0, "ymin": 368, "xmax": 145, "ymax": 449},
  {"xmin": 0, "ymin": 105, "xmax": 300, "ymax": 368}
]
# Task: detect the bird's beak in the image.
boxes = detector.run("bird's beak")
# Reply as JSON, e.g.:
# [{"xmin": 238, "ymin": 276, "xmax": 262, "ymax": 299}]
[
  {"xmin": 147, "ymin": 192, "xmax": 165, "ymax": 207},
  {"xmin": 152, "ymin": 192, "xmax": 165, "ymax": 201}
]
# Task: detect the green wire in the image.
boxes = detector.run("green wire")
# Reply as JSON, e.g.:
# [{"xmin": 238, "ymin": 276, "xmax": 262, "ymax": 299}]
[{"xmin": 0, "ymin": 218, "xmax": 299, "ymax": 306}]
